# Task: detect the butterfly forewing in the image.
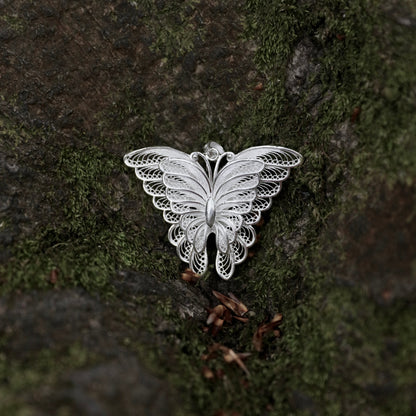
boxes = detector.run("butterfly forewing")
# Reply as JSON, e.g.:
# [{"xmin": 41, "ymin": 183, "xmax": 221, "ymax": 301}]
[{"xmin": 235, "ymin": 146, "xmax": 302, "ymax": 167}]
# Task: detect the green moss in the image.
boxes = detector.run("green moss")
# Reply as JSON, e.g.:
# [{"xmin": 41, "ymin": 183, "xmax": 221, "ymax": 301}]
[
  {"xmin": 0, "ymin": 114, "xmax": 35, "ymax": 149},
  {"xmin": 1, "ymin": 138, "xmax": 178, "ymax": 294},
  {"xmin": 144, "ymin": 0, "xmax": 203, "ymax": 60},
  {"xmin": 0, "ymin": 15, "xmax": 26, "ymax": 34}
]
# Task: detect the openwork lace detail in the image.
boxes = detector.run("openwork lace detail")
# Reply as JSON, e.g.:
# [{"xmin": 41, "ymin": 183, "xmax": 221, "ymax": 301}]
[{"xmin": 124, "ymin": 142, "xmax": 302, "ymax": 279}]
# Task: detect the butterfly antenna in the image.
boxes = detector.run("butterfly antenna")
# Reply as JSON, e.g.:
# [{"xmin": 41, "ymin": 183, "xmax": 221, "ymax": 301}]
[{"xmin": 191, "ymin": 151, "xmax": 213, "ymax": 185}]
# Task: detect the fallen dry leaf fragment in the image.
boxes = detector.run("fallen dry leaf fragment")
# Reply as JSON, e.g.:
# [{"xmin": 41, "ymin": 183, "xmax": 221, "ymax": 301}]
[
  {"xmin": 273, "ymin": 329, "xmax": 281, "ymax": 337},
  {"xmin": 236, "ymin": 352, "xmax": 252, "ymax": 360},
  {"xmin": 253, "ymin": 313, "xmax": 283, "ymax": 352},
  {"xmin": 207, "ymin": 305, "xmax": 227, "ymax": 325},
  {"xmin": 270, "ymin": 312, "xmax": 283, "ymax": 325},
  {"xmin": 181, "ymin": 268, "xmax": 200, "ymax": 283},
  {"xmin": 49, "ymin": 268, "xmax": 59, "ymax": 284},
  {"xmin": 233, "ymin": 316, "xmax": 249, "ymax": 323},
  {"xmin": 223, "ymin": 308, "xmax": 233, "ymax": 323},
  {"xmin": 256, "ymin": 217, "xmax": 265, "ymax": 227},
  {"xmin": 254, "ymin": 82, "xmax": 264, "ymax": 90},
  {"xmin": 252, "ymin": 331, "xmax": 261, "ymax": 352},
  {"xmin": 201, "ymin": 343, "xmax": 222, "ymax": 361},
  {"xmin": 216, "ymin": 368, "xmax": 225, "ymax": 379},
  {"xmin": 201, "ymin": 344, "xmax": 251, "ymax": 376},
  {"xmin": 211, "ymin": 317, "xmax": 224, "ymax": 336},
  {"xmin": 212, "ymin": 290, "xmax": 248, "ymax": 316},
  {"xmin": 350, "ymin": 106, "xmax": 361, "ymax": 123},
  {"xmin": 205, "ymin": 292, "xmax": 249, "ymax": 334},
  {"xmin": 219, "ymin": 345, "xmax": 250, "ymax": 376},
  {"xmin": 202, "ymin": 366, "xmax": 215, "ymax": 379}
]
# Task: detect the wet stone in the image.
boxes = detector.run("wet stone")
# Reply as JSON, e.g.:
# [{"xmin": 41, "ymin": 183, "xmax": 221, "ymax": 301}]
[
  {"xmin": 114, "ymin": 271, "xmax": 209, "ymax": 321},
  {"xmin": 327, "ymin": 183, "xmax": 416, "ymax": 303},
  {"xmin": 41, "ymin": 357, "xmax": 176, "ymax": 416},
  {"xmin": 285, "ymin": 38, "xmax": 322, "ymax": 106},
  {"xmin": 0, "ymin": 288, "xmax": 178, "ymax": 415}
]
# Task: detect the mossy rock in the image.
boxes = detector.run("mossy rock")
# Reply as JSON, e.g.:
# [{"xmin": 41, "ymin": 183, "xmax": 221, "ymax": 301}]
[{"xmin": 0, "ymin": 0, "xmax": 415, "ymax": 415}]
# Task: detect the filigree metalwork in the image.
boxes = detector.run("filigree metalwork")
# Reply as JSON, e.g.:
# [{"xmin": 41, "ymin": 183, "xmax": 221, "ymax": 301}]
[{"xmin": 124, "ymin": 142, "xmax": 302, "ymax": 279}]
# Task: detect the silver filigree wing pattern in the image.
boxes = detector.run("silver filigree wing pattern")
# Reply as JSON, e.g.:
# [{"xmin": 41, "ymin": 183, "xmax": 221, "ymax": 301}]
[{"xmin": 124, "ymin": 142, "xmax": 302, "ymax": 279}]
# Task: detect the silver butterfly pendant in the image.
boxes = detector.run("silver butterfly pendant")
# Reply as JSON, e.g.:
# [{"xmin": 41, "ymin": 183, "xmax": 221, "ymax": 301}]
[{"xmin": 124, "ymin": 142, "xmax": 302, "ymax": 280}]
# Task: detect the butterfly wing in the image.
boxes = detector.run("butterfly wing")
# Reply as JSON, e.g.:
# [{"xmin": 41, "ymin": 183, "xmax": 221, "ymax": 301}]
[
  {"xmin": 124, "ymin": 147, "xmax": 211, "ymax": 274},
  {"xmin": 234, "ymin": 145, "xmax": 302, "ymax": 222},
  {"xmin": 213, "ymin": 146, "xmax": 302, "ymax": 279}
]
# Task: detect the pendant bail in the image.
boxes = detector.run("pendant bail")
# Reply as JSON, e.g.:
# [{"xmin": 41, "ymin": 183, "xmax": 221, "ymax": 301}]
[{"xmin": 203, "ymin": 142, "xmax": 225, "ymax": 161}]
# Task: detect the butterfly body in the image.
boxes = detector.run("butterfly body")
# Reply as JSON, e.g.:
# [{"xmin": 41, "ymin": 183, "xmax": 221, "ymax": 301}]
[
  {"xmin": 124, "ymin": 142, "xmax": 302, "ymax": 279},
  {"xmin": 205, "ymin": 197, "xmax": 216, "ymax": 227}
]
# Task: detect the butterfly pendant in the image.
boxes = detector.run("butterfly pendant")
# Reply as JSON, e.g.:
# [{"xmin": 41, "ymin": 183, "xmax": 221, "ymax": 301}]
[{"xmin": 124, "ymin": 142, "xmax": 302, "ymax": 280}]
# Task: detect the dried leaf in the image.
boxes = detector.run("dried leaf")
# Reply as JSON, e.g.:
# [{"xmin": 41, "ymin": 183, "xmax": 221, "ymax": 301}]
[
  {"xmin": 212, "ymin": 290, "xmax": 248, "ymax": 316},
  {"xmin": 270, "ymin": 313, "xmax": 283, "ymax": 325},
  {"xmin": 233, "ymin": 316, "xmax": 249, "ymax": 323},
  {"xmin": 256, "ymin": 217, "xmax": 265, "ymax": 227},
  {"xmin": 227, "ymin": 292, "xmax": 240, "ymax": 303},
  {"xmin": 206, "ymin": 312, "xmax": 216, "ymax": 326},
  {"xmin": 202, "ymin": 366, "xmax": 215, "ymax": 379},
  {"xmin": 223, "ymin": 309, "xmax": 233, "ymax": 323},
  {"xmin": 201, "ymin": 343, "xmax": 221, "ymax": 361},
  {"xmin": 219, "ymin": 345, "xmax": 250, "ymax": 376},
  {"xmin": 350, "ymin": 106, "xmax": 361, "ymax": 123},
  {"xmin": 202, "ymin": 344, "xmax": 251, "ymax": 376},
  {"xmin": 236, "ymin": 352, "xmax": 252, "ymax": 360},
  {"xmin": 213, "ymin": 317, "xmax": 224, "ymax": 328},
  {"xmin": 382, "ymin": 289, "xmax": 392, "ymax": 302},
  {"xmin": 254, "ymin": 82, "xmax": 264, "ymax": 90},
  {"xmin": 181, "ymin": 268, "xmax": 200, "ymax": 283},
  {"xmin": 253, "ymin": 313, "xmax": 283, "ymax": 352},
  {"xmin": 253, "ymin": 329, "xmax": 263, "ymax": 352},
  {"xmin": 211, "ymin": 317, "xmax": 224, "ymax": 336},
  {"xmin": 49, "ymin": 268, "xmax": 59, "ymax": 284},
  {"xmin": 209, "ymin": 343, "xmax": 222, "ymax": 353},
  {"xmin": 207, "ymin": 304, "xmax": 227, "ymax": 325},
  {"xmin": 273, "ymin": 329, "xmax": 281, "ymax": 337},
  {"xmin": 216, "ymin": 368, "xmax": 225, "ymax": 379}
]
